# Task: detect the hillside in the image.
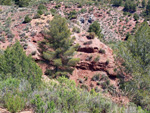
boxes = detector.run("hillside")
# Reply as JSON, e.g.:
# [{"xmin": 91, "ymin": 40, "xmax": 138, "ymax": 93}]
[{"xmin": 0, "ymin": 0, "xmax": 150, "ymax": 113}]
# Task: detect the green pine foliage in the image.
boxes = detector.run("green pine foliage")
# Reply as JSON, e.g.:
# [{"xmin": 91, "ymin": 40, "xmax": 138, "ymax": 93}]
[
  {"xmin": 0, "ymin": 0, "xmax": 12, "ymax": 5},
  {"xmin": 88, "ymin": 21, "xmax": 103, "ymax": 39},
  {"xmin": 24, "ymin": 15, "xmax": 32, "ymax": 23},
  {"xmin": 15, "ymin": 0, "xmax": 31, "ymax": 7},
  {"xmin": 142, "ymin": 0, "xmax": 146, "ymax": 8},
  {"xmin": 133, "ymin": 13, "xmax": 139, "ymax": 21},
  {"xmin": 0, "ymin": 41, "xmax": 42, "ymax": 88},
  {"xmin": 112, "ymin": 0, "xmax": 122, "ymax": 7},
  {"xmin": 116, "ymin": 22, "xmax": 150, "ymax": 110},
  {"xmin": 124, "ymin": 1, "xmax": 136, "ymax": 12},
  {"xmin": 41, "ymin": 15, "xmax": 79, "ymax": 78},
  {"xmin": 0, "ymin": 0, "xmax": 31, "ymax": 7},
  {"xmin": 146, "ymin": 0, "xmax": 150, "ymax": 15}
]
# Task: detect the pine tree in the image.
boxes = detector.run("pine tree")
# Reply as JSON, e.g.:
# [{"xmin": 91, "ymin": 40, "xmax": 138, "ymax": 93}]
[
  {"xmin": 41, "ymin": 15, "xmax": 79, "ymax": 78},
  {"xmin": 146, "ymin": 0, "xmax": 150, "ymax": 15},
  {"xmin": 117, "ymin": 22, "xmax": 150, "ymax": 110},
  {"xmin": 142, "ymin": 0, "xmax": 146, "ymax": 8}
]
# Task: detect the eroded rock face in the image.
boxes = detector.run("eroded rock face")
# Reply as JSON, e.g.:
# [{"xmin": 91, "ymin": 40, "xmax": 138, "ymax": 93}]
[
  {"xmin": 76, "ymin": 61, "xmax": 117, "ymax": 77},
  {"xmin": 73, "ymin": 32, "xmax": 117, "ymax": 77},
  {"xmin": 70, "ymin": 32, "xmax": 130, "ymax": 105}
]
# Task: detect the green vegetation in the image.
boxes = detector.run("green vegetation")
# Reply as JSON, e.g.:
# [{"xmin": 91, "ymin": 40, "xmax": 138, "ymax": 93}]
[
  {"xmin": 133, "ymin": 13, "xmax": 139, "ymax": 21},
  {"xmin": 116, "ymin": 22, "xmax": 150, "ymax": 110},
  {"xmin": 0, "ymin": 41, "xmax": 42, "ymax": 88},
  {"xmin": 142, "ymin": 0, "xmax": 146, "ymax": 8},
  {"xmin": 124, "ymin": 1, "xmax": 136, "ymax": 12},
  {"xmin": 0, "ymin": 0, "xmax": 12, "ymax": 5},
  {"xmin": 88, "ymin": 21, "xmax": 103, "ymax": 39},
  {"xmin": 30, "ymin": 77, "xmax": 147, "ymax": 113},
  {"xmin": 24, "ymin": 15, "xmax": 32, "ymax": 23},
  {"xmin": 146, "ymin": 0, "xmax": 150, "ymax": 15},
  {"xmin": 37, "ymin": 4, "xmax": 47, "ymax": 16},
  {"xmin": 40, "ymin": 15, "xmax": 79, "ymax": 78},
  {"xmin": 68, "ymin": 10, "xmax": 77, "ymax": 20},
  {"xmin": 112, "ymin": 0, "xmax": 122, "ymax": 7},
  {"xmin": 14, "ymin": 0, "xmax": 31, "ymax": 7},
  {"xmin": 0, "ymin": 42, "xmax": 42, "ymax": 112},
  {"xmin": 1, "ymin": 0, "xmax": 150, "ymax": 112},
  {"xmin": 0, "ymin": 0, "xmax": 31, "ymax": 7}
]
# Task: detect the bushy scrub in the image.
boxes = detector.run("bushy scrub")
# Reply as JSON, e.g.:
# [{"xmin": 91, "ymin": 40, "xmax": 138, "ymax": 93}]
[
  {"xmin": 116, "ymin": 22, "xmax": 150, "ymax": 111},
  {"xmin": 30, "ymin": 76, "xmax": 146, "ymax": 113},
  {"xmin": 0, "ymin": 78, "xmax": 32, "ymax": 112},
  {"xmin": 4, "ymin": 93, "xmax": 25, "ymax": 113},
  {"xmin": 24, "ymin": 15, "xmax": 32, "ymax": 23},
  {"xmin": 0, "ymin": 41, "xmax": 42, "ymax": 88},
  {"xmin": 88, "ymin": 21, "xmax": 103, "ymax": 39}
]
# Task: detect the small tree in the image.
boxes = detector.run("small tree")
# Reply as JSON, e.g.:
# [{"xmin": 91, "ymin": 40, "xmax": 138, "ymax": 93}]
[
  {"xmin": 24, "ymin": 15, "xmax": 32, "ymax": 23},
  {"xmin": 124, "ymin": 1, "xmax": 136, "ymax": 12},
  {"xmin": 146, "ymin": 0, "xmax": 150, "ymax": 15},
  {"xmin": 112, "ymin": 0, "xmax": 122, "ymax": 7},
  {"xmin": 88, "ymin": 21, "xmax": 102, "ymax": 39},
  {"xmin": 14, "ymin": 0, "xmax": 31, "ymax": 7},
  {"xmin": 133, "ymin": 13, "xmax": 139, "ymax": 21},
  {"xmin": 41, "ymin": 15, "xmax": 79, "ymax": 78},
  {"xmin": 142, "ymin": 0, "xmax": 146, "ymax": 8}
]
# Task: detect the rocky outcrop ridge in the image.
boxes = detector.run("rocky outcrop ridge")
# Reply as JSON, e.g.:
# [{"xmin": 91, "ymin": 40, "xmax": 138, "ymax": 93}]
[{"xmin": 73, "ymin": 32, "xmax": 117, "ymax": 77}]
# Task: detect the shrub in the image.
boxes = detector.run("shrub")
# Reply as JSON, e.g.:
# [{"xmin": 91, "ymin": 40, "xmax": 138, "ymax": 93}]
[
  {"xmin": 97, "ymin": 82, "xmax": 101, "ymax": 85},
  {"xmin": 142, "ymin": 0, "xmax": 146, "ymax": 8},
  {"xmin": 0, "ymin": 36, "xmax": 5, "ymax": 42},
  {"xmin": 146, "ymin": 1, "xmax": 150, "ymax": 15},
  {"xmin": 68, "ymin": 58, "xmax": 80, "ymax": 66},
  {"xmin": 14, "ymin": 0, "xmax": 31, "ymax": 7},
  {"xmin": 83, "ymin": 41, "xmax": 92, "ymax": 45},
  {"xmin": 101, "ymin": 82, "xmax": 107, "ymax": 89},
  {"xmin": 124, "ymin": 1, "xmax": 136, "ymax": 12},
  {"xmin": 68, "ymin": 10, "xmax": 77, "ymax": 20},
  {"xmin": 4, "ymin": 93, "xmax": 25, "ymax": 113},
  {"xmin": 106, "ymin": 79, "xmax": 110, "ymax": 85},
  {"xmin": 24, "ymin": 15, "xmax": 32, "ymax": 23},
  {"xmin": 80, "ymin": 8, "xmax": 87, "ymax": 13},
  {"xmin": 43, "ymin": 51, "xmax": 54, "ymax": 60},
  {"xmin": 33, "ymin": 13, "xmax": 41, "ymax": 19},
  {"xmin": 77, "ymin": 4, "xmax": 82, "ymax": 8},
  {"xmin": 86, "ymin": 55, "xmax": 93, "ymax": 61},
  {"xmin": 50, "ymin": 8, "xmax": 56, "ymax": 16},
  {"xmin": 37, "ymin": 10, "xmax": 43, "ymax": 15},
  {"xmin": 100, "ymin": 74, "xmax": 107, "ymax": 81},
  {"xmin": 38, "ymin": 4, "xmax": 47, "ymax": 10},
  {"xmin": 133, "ymin": 13, "xmax": 139, "ymax": 21},
  {"xmin": 99, "ymin": 48, "xmax": 105, "ymax": 54},
  {"xmin": 81, "ymin": 84, "xmax": 88, "ymax": 90},
  {"xmin": 87, "ymin": 32, "xmax": 95, "ymax": 39},
  {"xmin": 93, "ymin": 56, "xmax": 100, "ymax": 62},
  {"xmin": 55, "ymin": 5, "xmax": 61, "ymax": 9},
  {"xmin": 0, "ymin": 42, "xmax": 42, "ymax": 88},
  {"xmin": 72, "ymin": 26, "xmax": 80, "ymax": 33},
  {"xmin": 112, "ymin": 0, "xmax": 122, "ymax": 7},
  {"xmin": 92, "ymin": 74, "xmax": 100, "ymax": 81},
  {"xmin": 106, "ymin": 60, "xmax": 109, "ymax": 65},
  {"xmin": 0, "ymin": 0, "xmax": 12, "ymax": 5},
  {"xmin": 88, "ymin": 21, "xmax": 102, "ymax": 38},
  {"xmin": 31, "ymin": 51, "xmax": 36, "ymax": 55}
]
